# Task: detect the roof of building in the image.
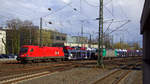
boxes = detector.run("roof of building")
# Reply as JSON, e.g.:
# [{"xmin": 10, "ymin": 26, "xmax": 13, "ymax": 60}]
[
  {"xmin": 72, "ymin": 36, "xmax": 88, "ymax": 38},
  {"xmin": 44, "ymin": 29, "xmax": 67, "ymax": 35}
]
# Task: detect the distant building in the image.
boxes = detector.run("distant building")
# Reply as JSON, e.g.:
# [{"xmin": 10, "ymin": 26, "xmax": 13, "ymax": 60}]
[
  {"xmin": 37, "ymin": 29, "xmax": 67, "ymax": 47},
  {"xmin": 49, "ymin": 30, "xmax": 67, "ymax": 47},
  {"xmin": 65, "ymin": 35, "xmax": 94, "ymax": 47},
  {"xmin": 65, "ymin": 35, "xmax": 106, "ymax": 48},
  {"xmin": 67, "ymin": 36, "xmax": 88, "ymax": 44},
  {"xmin": 5, "ymin": 27, "xmax": 67, "ymax": 54},
  {"xmin": 0, "ymin": 29, "xmax": 6, "ymax": 54}
]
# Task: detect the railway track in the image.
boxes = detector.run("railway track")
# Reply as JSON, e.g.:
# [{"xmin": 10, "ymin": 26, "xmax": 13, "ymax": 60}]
[
  {"xmin": 0, "ymin": 60, "xmax": 99, "ymax": 84},
  {"xmin": 0, "ymin": 57, "xmax": 141, "ymax": 84},
  {"xmin": 92, "ymin": 61, "xmax": 141, "ymax": 84},
  {"xmin": 92, "ymin": 70, "xmax": 130, "ymax": 84},
  {"xmin": 0, "ymin": 62, "xmax": 80, "ymax": 84}
]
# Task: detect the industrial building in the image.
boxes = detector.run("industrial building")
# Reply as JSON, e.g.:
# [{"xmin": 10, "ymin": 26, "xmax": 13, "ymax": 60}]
[{"xmin": 49, "ymin": 30, "xmax": 67, "ymax": 47}]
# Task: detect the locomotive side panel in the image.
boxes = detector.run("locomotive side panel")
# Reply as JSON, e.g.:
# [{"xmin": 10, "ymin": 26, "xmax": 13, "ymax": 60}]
[{"xmin": 17, "ymin": 45, "xmax": 64, "ymax": 63}]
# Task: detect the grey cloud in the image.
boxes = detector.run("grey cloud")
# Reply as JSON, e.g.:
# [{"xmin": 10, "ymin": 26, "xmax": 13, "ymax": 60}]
[{"xmin": 0, "ymin": 0, "xmax": 144, "ymax": 44}]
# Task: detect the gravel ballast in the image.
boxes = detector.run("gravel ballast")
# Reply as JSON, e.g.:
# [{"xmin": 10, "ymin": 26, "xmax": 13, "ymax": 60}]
[{"xmin": 18, "ymin": 67, "xmax": 110, "ymax": 84}]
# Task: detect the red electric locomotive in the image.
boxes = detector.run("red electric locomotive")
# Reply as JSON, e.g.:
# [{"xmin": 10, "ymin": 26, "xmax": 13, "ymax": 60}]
[{"xmin": 17, "ymin": 45, "xmax": 64, "ymax": 63}]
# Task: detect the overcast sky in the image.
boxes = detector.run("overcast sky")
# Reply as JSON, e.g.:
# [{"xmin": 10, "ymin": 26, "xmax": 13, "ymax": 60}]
[{"xmin": 0, "ymin": 0, "xmax": 145, "ymax": 46}]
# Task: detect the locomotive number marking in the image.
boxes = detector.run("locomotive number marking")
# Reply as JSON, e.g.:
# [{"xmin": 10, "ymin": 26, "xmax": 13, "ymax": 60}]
[{"xmin": 55, "ymin": 51, "xmax": 59, "ymax": 55}]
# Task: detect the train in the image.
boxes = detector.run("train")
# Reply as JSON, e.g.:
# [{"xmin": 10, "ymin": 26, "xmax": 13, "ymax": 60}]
[
  {"xmin": 17, "ymin": 45, "xmax": 143, "ymax": 63},
  {"xmin": 116, "ymin": 49, "xmax": 143, "ymax": 57},
  {"xmin": 63, "ymin": 46, "xmax": 97, "ymax": 60},
  {"xmin": 17, "ymin": 45, "xmax": 64, "ymax": 63}
]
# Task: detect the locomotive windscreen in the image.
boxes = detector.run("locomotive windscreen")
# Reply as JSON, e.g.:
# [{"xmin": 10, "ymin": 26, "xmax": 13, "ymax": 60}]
[{"xmin": 20, "ymin": 47, "xmax": 28, "ymax": 53}]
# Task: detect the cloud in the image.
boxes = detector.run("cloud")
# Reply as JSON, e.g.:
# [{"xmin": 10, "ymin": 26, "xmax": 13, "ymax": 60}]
[
  {"xmin": 0, "ymin": 0, "xmax": 145, "ymax": 45},
  {"xmin": 62, "ymin": 0, "xmax": 71, "ymax": 4}
]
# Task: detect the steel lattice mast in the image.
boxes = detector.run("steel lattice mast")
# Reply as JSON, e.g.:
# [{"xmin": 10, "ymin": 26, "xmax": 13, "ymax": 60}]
[{"xmin": 97, "ymin": 0, "xmax": 104, "ymax": 67}]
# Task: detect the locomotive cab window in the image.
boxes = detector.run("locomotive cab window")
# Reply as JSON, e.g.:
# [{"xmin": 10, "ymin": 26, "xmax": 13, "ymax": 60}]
[{"xmin": 20, "ymin": 47, "xmax": 28, "ymax": 53}]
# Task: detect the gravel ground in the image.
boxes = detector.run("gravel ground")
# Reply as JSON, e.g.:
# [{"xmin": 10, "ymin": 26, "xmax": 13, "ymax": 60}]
[
  {"xmin": 120, "ymin": 71, "xmax": 142, "ymax": 84},
  {"xmin": 18, "ymin": 67, "xmax": 110, "ymax": 84},
  {"xmin": 17, "ymin": 68, "xmax": 142, "ymax": 84},
  {"xmin": 0, "ymin": 59, "xmax": 16, "ymax": 63},
  {"xmin": 15, "ymin": 57, "xmax": 142, "ymax": 84},
  {"xmin": 0, "ymin": 57, "xmax": 142, "ymax": 84}
]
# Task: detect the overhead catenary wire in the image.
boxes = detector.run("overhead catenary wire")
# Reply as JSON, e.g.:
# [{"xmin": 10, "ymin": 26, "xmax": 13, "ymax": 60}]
[
  {"xmin": 82, "ymin": 0, "xmax": 129, "ymax": 35},
  {"xmin": 104, "ymin": 5, "xmax": 114, "ymax": 18},
  {"xmin": 104, "ymin": 19, "xmax": 114, "ymax": 33},
  {"xmin": 83, "ymin": 0, "xmax": 114, "ymax": 8},
  {"xmin": 0, "ymin": 2, "xmax": 73, "ymax": 23},
  {"xmin": 104, "ymin": 0, "xmax": 113, "ymax": 6},
  {"xmin": 0, "ymin": 0, "xmax": 58, "ymax": 21},
  {"xmin": 83, "ymin": 0, "xmax": 99, "ymax": 7},
  {"xmin": 108, "ymin": 20, "xmax": 131, "ymax": 34},
  {"xmin": 4, "ymin": 0, "xmax": 129, "ymax": 34},
  {"xmin": 116, "ymin": 0, "xmax": 128, "ymax": 18},
  {"xmin": 103, "ymin": 19, "xmax": 130, "ymax": 23},
  {"xmin": 82, "ymin": 0, "xmax": 115, "ymax": 24},
  {"xmin": 80, "ymin": 0, "xmax": 82, "ymax": 12},
  {"xmin": 0, "ymin": 14, "xmax": 11, "ymax": 19},
  {"xmin": 43, "ymin": 3, "xmax": 73, "ymax": 18},
  {"xmin": 0, "ymin": 0, "xmax": 134, "ymax": 41},
  {"xmin": 112, "ymin": 28, "xmax": 139, "ymax": 44},
  {"xmin": 0, "ymin": 5, "xmax": 38, "ymax": 20},
  {"xmin": 30, "ymin": 2, "xmax": 75, "ymax": 30},
  {"xmin": 42, "ymin": 5, "xmax": 87, "ymax": 28},
  {"xmin": 30, "ymin": 2, "xmax": 73, "ymax": 21},
  {"xmin": 65, "ymin": 2, "xmax": 92, "ymax": 20},
  {"xmin": 112, "ymin": 0, "xmax": 114, "ymax": 17},
  {"xmin": 59, "ymin": 1, "xmax": 99, "ymax": 32}
]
